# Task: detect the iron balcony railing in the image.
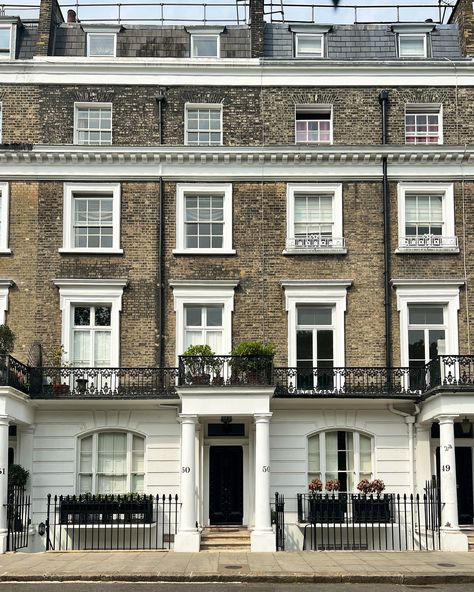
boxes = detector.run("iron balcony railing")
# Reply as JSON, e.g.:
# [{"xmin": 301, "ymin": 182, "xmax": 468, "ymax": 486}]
[
  {"xmin": 286, "ymin": 236, "xmax": 346, "ymax": 252},
  {"xmin": 2, "ymin": 354, "xmax": 474, "ymax": 399},
  {"xmin": 399, "ymin": 234, "xmax": 459, "ymax": 251},
  {"xmin": 178, "ymin": 354, "xmax": 274, "ymax": 387}
]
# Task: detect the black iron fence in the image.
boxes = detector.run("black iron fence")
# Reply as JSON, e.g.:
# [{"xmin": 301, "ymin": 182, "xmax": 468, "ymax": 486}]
[
  {"xmin": 0, "ymin": 355, "xmax": 30, "ymax": 394},
  {"xmin": 178, "ymin": 355, "xmax": 274, "ymax": 387},
  {"xmin": 297, "ymin": 492, "xmax": 440, "ymax": 551},
  {"xmin": 6, "ymin": 486, "xmax": 31, "ymax": 552},
  {"xmin": 29, "ymin": 366, "xmax": 178, "ymax": 399},
  {"xmin": 45, "ymin": 493, "xmax": 180, "ymax": 551},
  {"xmin": 274, "ymin": 492, "xmax": 285, "ymax": 551}
]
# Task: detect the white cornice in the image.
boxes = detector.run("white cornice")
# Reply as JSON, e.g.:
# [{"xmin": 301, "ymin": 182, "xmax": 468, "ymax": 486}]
[
  {"xmin": 1, "ymin": 57, "xmax": 474, "ymax": 86},
  {"xmin": 391, "ymin": 279, "xmax": 465, "ymax": 287},
  {"xmin": 2, "ymin": 145, "xmax": 474, "ymax": 181},
  {"xmin": 53, "ymin": 278, "xmax": 128, "ymax": 289},
  {"xmin": 169, "ymin": 279, "xmax": 239, "ymax": 288},
  {"xmin": 0, "ymin": 280, "xmax": 13, "ymax": 288},
  {"xmin": 281, "ymin": 279, "xmax": 353, "ymax": 288}
]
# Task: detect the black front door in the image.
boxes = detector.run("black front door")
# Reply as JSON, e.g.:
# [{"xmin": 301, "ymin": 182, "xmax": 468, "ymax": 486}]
[
  {"xmin": 436, "ymin": 446, "xmax": 474, "ymax": 524},
  {"xmin": 209, "ymin": 446, "xmax": 243, "ymax": 525}
]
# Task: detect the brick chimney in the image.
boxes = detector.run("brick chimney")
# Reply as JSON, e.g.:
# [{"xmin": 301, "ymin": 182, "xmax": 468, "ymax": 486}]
[
  {"xmin": 35, "ymin": 0, "xmax": 64, "ymax": 56},
  {"xmin": 249, "ymin": 0, "xmax": 265, "ymax": 58},
  {"xmin": 449, "ymin": 0, "xmax": 474, "ymax": 56}
]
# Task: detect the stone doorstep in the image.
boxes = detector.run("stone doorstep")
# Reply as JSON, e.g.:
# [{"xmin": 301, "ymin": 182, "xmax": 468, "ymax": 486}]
[{"xmin": 201, "ymin": 526, "xmax": 251, "ymax": 551}]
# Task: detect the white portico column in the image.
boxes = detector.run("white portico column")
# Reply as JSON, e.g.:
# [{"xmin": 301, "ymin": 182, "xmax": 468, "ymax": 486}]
[
  {"xmin": 251, "ymin": 413, "xmax": 275, "ymax": 552},
  {"xmin": 0, "ymin": 416, "xmax": 9, "ymax": 553},
  {"xmin": 437, "ymin": 415, "xmax": 467, "ymax": 551},
  {"xmin": 174, "ymin": 414, "xmax": 201, "ymax": 552}
]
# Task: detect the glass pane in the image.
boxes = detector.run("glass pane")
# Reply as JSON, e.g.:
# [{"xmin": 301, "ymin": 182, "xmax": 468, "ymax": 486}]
[
  {"xmin": 95, "ymin": 306, "xmax": 111, "ymax": 326},
  {"xmin": 73, "ymin": 331, "xmax": 91, "ymax": 366},
  {"xmin": 132, "ymin": 436, "xmax": 144, "ymax": 473},
  {"xmin": 94, "ymin": 331, "xmax": 111, "ymax": 366},
  {"xmin": 400, "ymin": 35, "xmax": 425, "ymax": 56},
  {"xmin": 80, "ymin": 435, "xmax": 93, "ymax": 472},
  {"xmin": 409, "ymin": 330, "xmax": 425, "ymax": 361},
  {"xmin": 296, "ymin": 330, "xmax": 313, "ymax": 362},
  {"xmin": 74, "ymin": 306, "xmax": 91, "ymax": 326},
  {"xmin": 409, "ymin": 306, "xmax": 443, "ymax": 325},
  {"xmin": 89, "ymin": 34, "xmax": 115, "ymax": 56},
  {"xmin": 98, "ymin": 432, "xmax": 127, "ymax": 474},
  {"xmin": 317, "ymin": 330, "xmax": 333, "ymax": 362},
  {"xmin": 206, "ymin": 330, "xmax": 223, "ymax": 353},
  {"xmin": 326, "ymin": 432, "xmax": 338, "ymax": 472},
  {"xmin": 429, "ymin": 329, "xmax": 446, "ymax": 358},
  {"xmin": 297, "ymin": 34, "xmax": 322, "ymax": 56},
  {"xmin": 0, "ymin": 28, "xmax": 10, "ymax": 51},
  {"xmin": 192, "ymin": 35, "xmax": 218, "ymax": 57},
  {"xmin": 98, "ymin": 474, "xmax": 126, "ymax": 494},
  {"xmin": 308, "ymin": 434, "xmax": 320, "ymax": 473},
  {"xmin": 360, "ymin": 434, "xmax": 372, "ymax": 474},
  {"xmin": 132, "ymin": 474, "xmax": 144, "ymax": 493},
  {"xmin": 186, "ymin": 306, "xmax": 202, "ymax": 327},
  {"xmin": 184, "ymin": 330, "xmax": 203, "ymax": 349},
  {"xmin": 297, "ymin": 306, "xmax": 332, "ymax": 326},
  {"xmin": 79, "ymin": 474, "xmax": 92, "ymax": 494},
  {"xmin": 206, "ymin": 306, "xmax": 222, "ymax": 327}
]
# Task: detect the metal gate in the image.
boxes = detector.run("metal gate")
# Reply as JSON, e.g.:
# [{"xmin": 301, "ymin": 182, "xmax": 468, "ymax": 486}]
[
  {"xmin": 7, "ymin": 486, "xmax": 31, "ymax": 551},
  {"xmin": 274, "ymin": 492, "xmax": 285, "ymax": 550}
]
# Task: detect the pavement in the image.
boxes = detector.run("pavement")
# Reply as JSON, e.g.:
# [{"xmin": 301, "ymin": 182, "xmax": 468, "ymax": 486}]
[{"xmin": 1, "ymin": 550, "xmax": 474, "ymax": 584}]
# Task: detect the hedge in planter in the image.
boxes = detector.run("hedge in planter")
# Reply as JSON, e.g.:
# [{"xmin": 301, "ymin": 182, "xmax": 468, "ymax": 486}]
[
  {"xmin": 230, "ymin": 341, "xmax": 275, "ymax": 385},
  {"xmin": 59, "ymin": 494, "xmax": 154, "ymax": 525},
  {"xmin": 352, "ymin": 494, "xmax": 393, "ymax": 523}
]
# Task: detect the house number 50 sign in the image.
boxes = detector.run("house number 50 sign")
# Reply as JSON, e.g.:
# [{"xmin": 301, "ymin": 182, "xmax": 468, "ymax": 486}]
[
  {"xmin": 262, "ymin": 466, "xmax": 270, "ymax": 473},
  {"xmin": 181, "ymin": 466, "xmax": 191, "ymax": 473}
]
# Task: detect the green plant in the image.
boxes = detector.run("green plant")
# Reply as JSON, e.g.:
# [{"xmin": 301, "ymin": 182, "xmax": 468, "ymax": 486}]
[
  {"xmin": 0, "ymin": 325, "xmax": 15, "ymax": 355},
  {"xmin": 230, "ymin": 340, "xmax": 276, "ymax": 376},
  {"xmin": 8, "ymin": 464, "xmax": 29, "ymax": 488},
  {"xmin": 51, "ymin": 345, "xmax": 67, "ymax": 367},
  {"xmin": 182, "ymin": 344, "xmax": 221, "ymax": 377}
]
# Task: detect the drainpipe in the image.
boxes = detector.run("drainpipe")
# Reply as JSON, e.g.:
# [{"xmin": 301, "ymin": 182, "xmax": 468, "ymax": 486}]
[
  {"xmin": 389, "ymin": 404, "xmax": 420, "ymax": 492},
  {"xmin": 379, "ymin": 90, "xmax": 392, "ymax": 371},
  {"xmin": 156, "ymin": 95, "xmax": 166, "ymax": 368}
]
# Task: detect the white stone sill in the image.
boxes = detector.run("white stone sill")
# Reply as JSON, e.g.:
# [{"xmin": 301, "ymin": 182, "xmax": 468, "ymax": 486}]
[
  {"xmin": 58, "ymin": 248, "xmax": 124, "ymax": 255},
  {"xmin": 282, "ymin": 249, "xmax": 347, "ymax": 256},
  {"xmin": 0, "ymin": 248, "xmax": 11, "ymax": 255},
  {"xmin": 395, "ymin": 248, "xmax": 460, "ymax": 255},
  {"xmin": 173, "ymin": 249, "xmax": 236, "ymax": 255}
]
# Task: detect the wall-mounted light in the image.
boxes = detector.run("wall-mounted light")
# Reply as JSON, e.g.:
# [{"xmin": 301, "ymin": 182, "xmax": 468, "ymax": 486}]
[
  {"xmin": 38, "ymin": 522, "xmax": 46, "ymax": 536},
  {"xmin": 461, "ymin": 416, "xmax": 471, "ymax": 435}
]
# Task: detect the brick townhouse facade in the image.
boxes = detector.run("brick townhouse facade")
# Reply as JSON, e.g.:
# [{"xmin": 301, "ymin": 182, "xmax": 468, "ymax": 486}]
[{"xmin": 1, "ymin": 0, "xmax": 474, "ymax": 554}]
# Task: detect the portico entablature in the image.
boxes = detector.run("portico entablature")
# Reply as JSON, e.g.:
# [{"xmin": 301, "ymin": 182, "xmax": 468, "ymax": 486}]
[
  {"xmin": 177, "ymin": 387, "xmax": 273, "ymax": 416},
  {"xmin": 0, "ymin": 389, "xmax": 35, "ymax": 425},
  {"xmin": 417, "ymin": 392, "xmax": 474, "ymax": 424}
]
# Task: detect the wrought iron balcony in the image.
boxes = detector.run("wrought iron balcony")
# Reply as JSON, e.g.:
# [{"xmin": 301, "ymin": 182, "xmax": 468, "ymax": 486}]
[
  {"xmin": 2, "ymin": 354, "xmax": 474, "ymax": 400},
  {"xmin": 285, "ymin": 235, "xmax": 346, "ymax": 253},
  {"xmin": 398, "ymin": 234, "xmax": 459, "ymax": 251},
  {"xmin": 178, "ymin": 354, "xmax": 274, "ymax": 387}
]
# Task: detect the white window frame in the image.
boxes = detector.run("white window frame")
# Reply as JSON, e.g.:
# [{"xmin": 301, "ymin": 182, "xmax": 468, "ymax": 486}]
[
  {"xmin": 405, "ymin": 104, "xmax": 443, "ymax": 145},
  {"xmin": 307, "ymin": 429, "xmax": 375, "ymax": 492},
  {"xmin": 396, "ymin": 182, "xmax": 458, "ymax": 253},
  {"xmin": 285, "ymin": 183, "xmax": 345, "ymax": 255},
  {"xmin": 0, "ymin": 182, "xmax": 10, "ymax": 254},
  {"xmin": 86, "ymin": 32, "xmax": 117, "ymax": 57},
  {"xmin": 73, "ymin": 102, "xmax": 113, "ymax": 146},
  {"xmin": 0, "ymin": 24, "xmax": 16, "ymax": 60},
  {"xmin": 282, "ymin": 280, "xmax": 351, "ymax": 369},
  {"xmin": 77, "ymin": 430, "xmax": 145, "ymax": 495},
  {"xmin": 398, "ymin": 33, "xmax": 427, "ymax": 58},
  {"xmin": 394, "ymin": 280, "xmax": 462, "ymax": 369},
  {"xmin": 294, "ymin": 33, "xmax": 324, "ymax": 58},
  {"xmin": 184, "ymin": 103, "xmax": 223, "ymax": 147},
  {"xmin": 295, "ymin": 105, "xmax": 333, "ymax": 145},
  {"xmin": 0, "ymin": 280, "xmax": 12, "ymax": 325},
  {"xmin": 60, "ymin": 182, "xmax": 122, "ymax": 254},
  {"xmin": 190, "ymin": 33, "xmax": 220, "ymax": 58},
  {"xmin": 174, "ymin": 183, "xmax": 234, "ymax": 255},
  {"xmin": 53, "ymin": 278, "xmax": 127, "ymax": 367},
  {"xmin": 170, "ymin": 279, "xmax": 238, "ymax": 358}
]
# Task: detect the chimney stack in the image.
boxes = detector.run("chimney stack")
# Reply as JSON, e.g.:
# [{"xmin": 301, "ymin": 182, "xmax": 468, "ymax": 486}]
[
  {"xmin": 67, "ymin": 9, "xmax": 77, "ymax": 23},
  {"xmin": 449, "ymin": 0, "xmax": 474, "ymax": 57},
  {"xmin": 249, "ymin": 0, "xmax": 265, "ymax": 58}
]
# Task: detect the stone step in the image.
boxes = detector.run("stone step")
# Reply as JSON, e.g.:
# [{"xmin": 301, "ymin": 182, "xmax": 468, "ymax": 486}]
[
  {"xmin": 201, "ymin": 527, "xmax": 251, "ymax": 551},
  {"xmin": 201, "ymin": 531, "xmax": 250, "ymax": 540},
  {"xmin": 200, "ymin": 545, "xmax": 251, "ymax": 552},
  {"xmin": 201, "ymin": 536, "xmax": 250, "ymax": 546}
]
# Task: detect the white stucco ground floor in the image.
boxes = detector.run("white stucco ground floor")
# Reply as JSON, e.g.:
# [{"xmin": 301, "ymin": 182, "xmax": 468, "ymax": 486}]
[{"xmin": 0, "ymin": 386, "xmax": 472, "ymax": 553}]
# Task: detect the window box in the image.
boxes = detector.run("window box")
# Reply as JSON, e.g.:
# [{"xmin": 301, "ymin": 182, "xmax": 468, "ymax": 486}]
[
  {"xmin": 59, "ymin": 496, "xmax": 153, "ymax": 525},
  {"xmin": 308, "ymin": 494, "xmax": 346, "ymax": 523},
  {"xmin": 352, "ymin": 494, "xmax": 393, "ymax": 523}
]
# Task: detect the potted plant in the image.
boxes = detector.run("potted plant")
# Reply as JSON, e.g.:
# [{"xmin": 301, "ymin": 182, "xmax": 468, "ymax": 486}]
[
  {"xmin": 181, "ymin": 344, "xmax": 221, "ymax": 385},
  {"xmin": 307, "ymin": 478, "xmax": 345, "ymax": 523},
  {"xmin": 230, "ymin": 340, "xmax": 276, "ymax": 385},
  {"xmin": 50, "ymin": 345, "xmax": 70, "ymax": 395},
  {"xmin": 7, "ymin": 464, "xmax": 29, "ymax": 532},
  {"xmin": 0, "ymin": 325, "xmax": 16, "ymax": 385},
  {"xmin": 8, "ymin": 464, "xmax": 29, "ymax": 490},
  {"xmin": 353, "ymin": 479, "xmax": 392, "ymax": 523}
]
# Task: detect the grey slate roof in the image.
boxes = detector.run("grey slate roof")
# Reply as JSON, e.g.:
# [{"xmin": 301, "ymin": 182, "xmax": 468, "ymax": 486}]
[
  {"xmin": 264, "ymin": 23, "xmax": 462, "ymax": 60},
  {"xmin": 16, "ymin": 23, "xmax": 38, "ymax": 59}
]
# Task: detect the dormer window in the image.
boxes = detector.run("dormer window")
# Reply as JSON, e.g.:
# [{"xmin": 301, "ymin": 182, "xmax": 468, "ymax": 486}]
[
  {"xmin": 83, "ymin": 25, "xmax": 121, "ymax": 58},
  {"xmin": 0, "ymin": 21, "xmax": 17, "ymax": 59},
  {"xmin": 191, "ymin": 34, "xmax": 219, "ymax": 57},
  {"xmin": 399, "ymin": 34, "xmax": 427, "ymax": 58},
  {"xmin": 87, "ymin": 33, "xmax": 116, "ymax": 57},
  {"xmin": 392, "ymin": 23, "xmax": 434, "ymax": 59},
  {"xmin": 295, "ymin": 33, "xmax": 324, "ymax": 58}
]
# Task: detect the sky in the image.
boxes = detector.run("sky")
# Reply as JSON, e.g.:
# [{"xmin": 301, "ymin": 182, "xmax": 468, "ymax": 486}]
[{"xmin": 4, "ymin": 0, "xmax": 456, "ymax": 26}]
